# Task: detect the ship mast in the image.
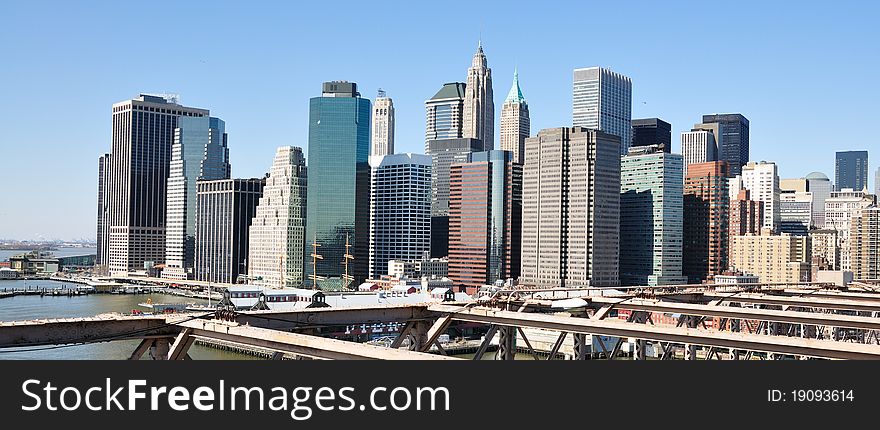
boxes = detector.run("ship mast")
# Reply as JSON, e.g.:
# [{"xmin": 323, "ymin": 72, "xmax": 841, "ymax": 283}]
[
  {"xmin": 342, "ymin": 233, "xmax": 354, "ymax": 290},
  {"xmin": 309, "ymin": 233, "xmax": 324, "ymax": 290}
]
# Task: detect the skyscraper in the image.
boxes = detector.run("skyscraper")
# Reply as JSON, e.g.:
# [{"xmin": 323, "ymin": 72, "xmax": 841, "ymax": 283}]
[
  {"xmin": 741, "ymin": 161, "xmax": 781, "ymax": 232},
  {"xmin": 425, "ymin": 83, "xmax": 466, "ymax": 152},
  {"xmin": 499, "ymin": 69, "xmax": 529, "ymax": 164},
  {"xmin": 619, "ymin": 145, "xmax": 687, "ymax": 286},
  {"xmin": 805, "ymin": 172, "xmax": 833, "ymax": 228},
  {"xmin": 631, "ymin": 118, "xmax": 672, "ymax": 153},
  {"xmin": 683, "ymin": 161, "xmax": 730, "ymax": 283},
  {"xmin": 305, "ymin": 81, "xmax": 371, "ymax": 289},
  {"xmin": 520, "ymin": 127, "xmax": 621, "ymax": 287},
  {"xmin": 835, "ymin": 151, "xmax": 868, "ymax": 191},
  {"xmin": 850, "ymin": 206, "xmax": 880, "ymax": 280},
  {"xmin": 824, "ymin": 188, "xmax": 875, "ymax": 271},
  {"xmin": 371, "ymin": 90, "xmax": 394, "ymax": 157},
  {"xmin": 463, "ymin": 42, "xmax": 494, "ymax": 151},
  {"xmin": 248, "ymin": 146, "xmax": 307, "ymax": 288},
  {"xmin": 163, "ymin": 116, "xmax": 230, "ymax": 280},
  {"xmin": 96, "ymin": 153, "xmax": 110, "ymax": 272},
  {"xmin": 875, "ymin": 167, "xmax": 880, "ymax": 198},
  {"xmin": 699, "ymin": 114, "xmax": 749, "ymax": 177},
  {"xmin": 448, "ymin": 150, "xmax": 522, "ymax": 293},
  {"xmin": 194, "ymin": 178, "xmax": 264, "ymax": 284},
  {"xmin": 426, "ymin": 138, "xmax": 484, "ymax": 258},
  {"xmin": 572, "ymin": 67, "xmax": 632, "ymax": 155},
  {"xmin": 368, "ymin": 153, "xmax": 432, "ymax": 278},
  {"xmin": 681, "ymin": 129, "xmax": 718, "ymax": 178},
  {"xmin": 779, "ymin": 190, "xmax": 813, "ymax": 236},
  {"xmin": 106, "ymin": 94, "xmax": 208, "ymax": 275}
]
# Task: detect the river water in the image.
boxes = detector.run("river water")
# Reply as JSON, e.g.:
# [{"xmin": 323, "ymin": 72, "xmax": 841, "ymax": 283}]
[
  {"xmin": 0, "ymin": 279, "xmax": 255, "ymax": 360},
  {"xmin": 0, "ymin": 246, "xmax": 98, "ymax": 262}
]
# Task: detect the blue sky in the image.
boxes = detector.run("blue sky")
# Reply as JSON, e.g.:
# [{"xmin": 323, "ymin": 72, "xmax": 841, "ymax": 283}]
[{"xmin": 1, "ymin": 0, "xmax": 878, "ymax": 240}]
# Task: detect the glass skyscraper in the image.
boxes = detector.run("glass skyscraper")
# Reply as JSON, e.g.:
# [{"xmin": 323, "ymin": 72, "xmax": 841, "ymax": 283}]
[
  {"xmin": 699, "ymin": 114, "xmax": 749, "ymax": 177},
  {"xmin": 572, "ymin": 67, "xmax": 632, "ymax": 155},
  {"xmin": 425, "ymin": 82, "xmax": 466, "ymax": 152},
  {"xmin": 835, "ymin": 150, "xmax": 868, "ymax": 191},
  {"xmin": 305, "ymin": 81, "xmax": 371, "ymax": 289}
]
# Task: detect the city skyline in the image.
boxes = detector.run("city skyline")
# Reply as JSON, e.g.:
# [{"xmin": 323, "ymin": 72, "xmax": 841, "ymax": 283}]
[{"xmin": 2, "ymin": 1, "xmax": 880, "ymax": 240}]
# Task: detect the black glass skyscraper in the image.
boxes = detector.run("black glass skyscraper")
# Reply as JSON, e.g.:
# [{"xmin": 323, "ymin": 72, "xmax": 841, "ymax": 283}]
[
  {"xmin": 701, "ymin": 114, "xmax": 749, "ymax": 177},
  {"xmin": 305, "ymin": 82, "xmax": 371, "ymax": 289},
  {"xmin": 631, "ymin": 118, "xmax": 671, "ymax": 153},
  {"xmin": 835, "ymin": 151, "xmax": 868, "ymax": 191}
]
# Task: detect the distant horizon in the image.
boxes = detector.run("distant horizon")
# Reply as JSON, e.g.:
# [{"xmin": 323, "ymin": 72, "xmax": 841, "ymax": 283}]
[{"xmin": 1, "ymin": 1, "xmax": 878, "ymax": 240}]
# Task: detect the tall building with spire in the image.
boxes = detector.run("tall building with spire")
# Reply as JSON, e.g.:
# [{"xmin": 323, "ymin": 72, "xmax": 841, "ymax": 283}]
[
  {"xmin": 500, "ymin": 69, "xmax": 529, "ymax": 164},
  {"xmin": 463, "ymin": 41, "xmax": 494, "ymax": 151},
  {"xmin": 371, "ymin": 90, "xmax": 394, "ymax": 157}
]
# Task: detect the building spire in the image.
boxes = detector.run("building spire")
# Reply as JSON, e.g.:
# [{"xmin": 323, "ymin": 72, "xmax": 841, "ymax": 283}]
[{"xmin": 505, "ymin": 68, "xmax": 525, "ymax": 104}]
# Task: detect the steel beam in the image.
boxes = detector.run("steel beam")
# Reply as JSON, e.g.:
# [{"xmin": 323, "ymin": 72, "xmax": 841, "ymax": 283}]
[
  {"xmin": 0, "ymin": 316, "xmax": 177, "ymax": 348},
  {"xmin": 236, "ymin": 305, "xmax": 433, "ymax": 331},
  {"xmin": 176, "ymin": 319, "xmax": 456, "ymax": 360},
  {"xmin": 428, "ymin": 304, "xmax": 880, "ymax": 360},
  {"xmin": 701, "ymin": 293, "xmax": 880, "ymax": 313}
]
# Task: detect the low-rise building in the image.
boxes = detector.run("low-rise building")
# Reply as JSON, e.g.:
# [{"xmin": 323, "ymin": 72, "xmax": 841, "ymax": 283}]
[{"xmin": 729, "ymin": 228, "xmax": 811, "ymax": 284}]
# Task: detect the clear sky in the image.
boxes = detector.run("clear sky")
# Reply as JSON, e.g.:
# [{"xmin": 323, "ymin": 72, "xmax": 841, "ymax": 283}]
[{"xmin": 1, "ymin": 0, "xmax": 878, "ymax": 240}]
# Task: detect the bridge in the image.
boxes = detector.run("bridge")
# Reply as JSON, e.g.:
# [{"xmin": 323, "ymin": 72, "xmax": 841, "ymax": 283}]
[{"xmin": 3, "ymin": 283, "xmax": 880, "ymax": 360}]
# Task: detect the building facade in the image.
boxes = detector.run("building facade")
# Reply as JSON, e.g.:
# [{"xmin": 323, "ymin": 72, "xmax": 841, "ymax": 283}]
[
  {"xmin": 681, "ymin": 129, "xmax": 718, "ymax": 178},
  {"xmin": 96, "ymin": 153, "xmax": 111, "ymax": 272},
  {"xmin": 741, "ymin": 161, "xmax": 781, "ymax": 232},
  {"xmin": 499, "ymin": 69, "xmax": 529, "ymax": 164},
  {"xmin": 371, "ymin": 90, "xmax": 394, "ymax": 157},
  {"xmin": 163, "ymin": 116, "xmax": 230, "ymax": 280},
  {"xmin": 729, "ymin": 229, "xmax": 811, "ymax": 284},
  {"xmin": 824, "ymin": 188, "xmax": 875, "ymax": 271},
  {"xmin": 805, "ymin": 172, "xmax": 833, "ymax": 228},
  {"xmin": 619, "ymin": 145, "xmax": 687, "ymax": 286},
  {"xmin": 835, "ymin": 151, "xmax": 868, "ymax": 191},
  {"xmin": 729, "ymin": 189, "xmax": 764, "ymax": 238},
  {"xmin": 448, "ymin": 150, "xmax": 522, "ymax": 293},
  {"xmin": 572, "ymin": 67, "xmax": 632, "ymax": 155},
  {"xmin": 683, "ymin": 161, "xmax": 730, "ymax": 283},
  {"xmin": 425, "ymin": 82, "xmax": 466, "ymax": 152},
  {"xmin": 631, "ymin": 118, "xmax": 672, "ymax": 153},
  {"xmin": 247, "ymin": 146, "xmax": 307, "ymax": 288},
  {"xmin": 810, "ymin": 229, "xmax": 839, "ymax": 271},
  {"xmin": 699, "ymin": 114, "xmax": 749, "ymax": 177},
  {"xmin": 368, "ymin": 153, "xmax": 432, "ymax": 279},
  {"xmin": 106, "ymin": 94, "xmax": 209, "ymax": 275},
  {"xmin": 850, "ymin": 207, "xmax": 880, "ymax": 280},
  {"xmin": 462, "ymin": 42, "xmax": 494, "ymax": 151},
  {"xmin": 779, "ymin": 190, "xmax": 813, "ymax": 236},
  {"xmin": 426, "ymin": 138, "xmax": 484, "ymax": 258},
  {"xmin": 520, "ymin": 127, "xmax": 621, "ymax": 287},
  {"xmin": 194, "ymin": 178, "xmax": 264, "ymax": 284}
]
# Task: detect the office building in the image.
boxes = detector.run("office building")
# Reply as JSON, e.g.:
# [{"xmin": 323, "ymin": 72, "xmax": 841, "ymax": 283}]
[
  {"xmin": 619, "ymin": 145, "xmax": 687, "ymax": 286},
  {"xmin": 631, "ymin": 118, "xmax": 672, "ymax": 152},
  {"xmin": 572, "ymin": 67, "xmax": 632, "ymax": 155},
  {"xmin": 305, "ymin": 81, "xmax": 371, "ymax": 289},
  {"xmin": 106, "ymin": 94, "xmax": 209, "ymax": 275},
  {"xmin": 740, "ymin": 161, "xmax": 781, "ymax": 232},
  {"xmin": 163, "ymin": 116, "xmax": 230, "ymax": 280},
  {"xmin": 248, "ymin": 146, "xmax": 307, "ymax": 289},
  {"xmin": 683, "ymin": 161, "xmax": 729, "ymax": 283},
  {"xmin": 371, "ymin": 90, "xmax": 394, "ymax": 157},
  {"xmin": 835, "ymin": 151, "xmax": 868, "ymax": 191},
  {"xmin": 194, "ymin": 178, "xmax": 264, "ymax": 284},
  {"xmin": 850, "ymin": 207, "xmax": 880, "ymax": 280},
  {"xmin": 805, "ymin": 172, "xmax": 833, "ymax": 228},
  {"xmin": 729, "ymin": 229, "xmax": 811, "ymax": 284},
  {"xmin": 810, "ymin": 229, "xmax": 839, "ymax": 271},
  {"xmin": 520, "ymin": 127, "xmax": 621, "ymax": 287},
  {"xmin": 427, "ymin": 137, "xmax": 484, "ymax": 257},
  {"xmin": 699, "ymin": 114, "xmax": 749, "ymax": 176},
  {"xmin": 875, "ymin": 167, "xmax": 880, "ymax": 198},
  {"xmin": 779, "ymin": 190, "xmax": 813, "ymax": 236},
  {"xmin": 825, "ymin": 188, "xmax": 875, "ymax": 271},
  {"xmin": 463, "ymin": 42, "xmax": 494, "ymax": 151},
  {"xmin": 388, "ymin": 255, "xmax": 448, "ymax": 280},
  {"xmin": 425, "ymin": 83, "xmax": 466, "ymax": 152},
  {"xmin": 448, "ymin": 150, "xmax": 522, "ymax": 293},
  {"xmin": 368, "ymin": 153, "xmax": 432, "ymax": 278},
  {"xmin": 729, "ymin": 189, "xmax": 763, "ymax": 239},
  {"xmin": 96, "ymin": 153, "xmax": 110, "ymax": 272},
  {"xmin": 499, "ymin": 69, "xmax": 529, "ymax": 163},
  {"xmin": 681, "ymin": 129, "xmax": 718, "ymax": 178}
]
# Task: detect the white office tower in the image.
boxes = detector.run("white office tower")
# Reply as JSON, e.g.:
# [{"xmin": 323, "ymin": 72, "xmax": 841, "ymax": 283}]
[
  {"xmin": 824, "ymin": 188, "xmax": 875, "ymax": 271},
  {"xmin": 741, "ymin": 161, "xmax": 781, "ymax": 232},
  {"xmin": 499, "ymin": 69, "xmax": 530, "ymax": 164},
  {"xmin": 247, "ymin": 146, "xmax": 308, "ymax": 288},
  {"xmin": 163, "ymin": 116, "xmax": 230, "ymax": 280},
  {"xmin": 368, "ymin": 153, "xmax": 432, "ymax": 278},
  {"xmin": 371, "ymin": 90, "xmax": 395, "ymax": 157},
  {"xmin": 463, "ymin": 41, "xmax": 494, "ymax": 151},
  {"xmin": 681, "ymin": 129, "xmax": 718, "ymax": 178},
  {"xmin": 520, "ymin": 127, "xmax": 621, "ymax": 288},
  {"xmin": 572, "ymin": 67, "xmax": 632, "ymax": 155}
]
